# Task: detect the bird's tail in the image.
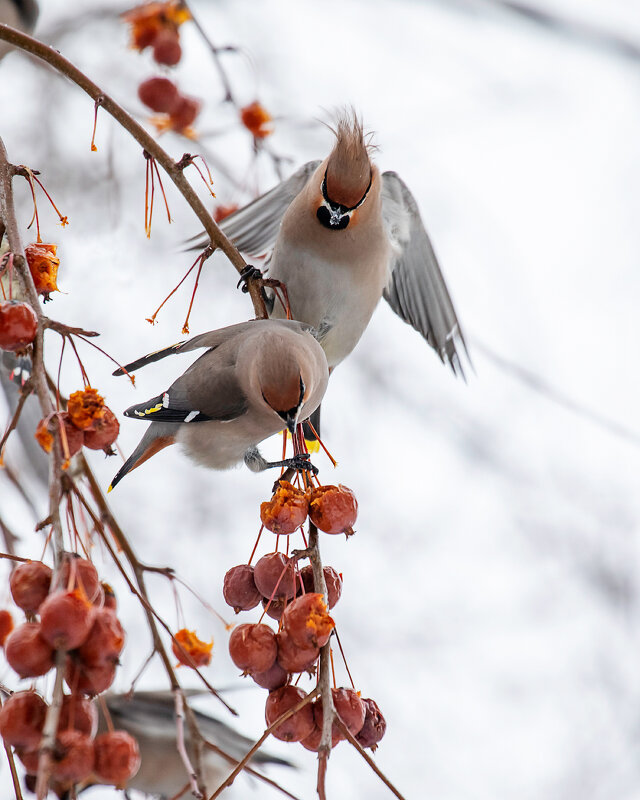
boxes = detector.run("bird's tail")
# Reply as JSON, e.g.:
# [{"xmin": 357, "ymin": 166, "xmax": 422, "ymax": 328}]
[{"xmin": 108, "ymin": 424, "xmax": 176, "ymax": 491}]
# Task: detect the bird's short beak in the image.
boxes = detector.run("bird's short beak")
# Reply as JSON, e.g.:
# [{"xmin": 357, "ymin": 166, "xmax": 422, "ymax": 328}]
[{"xmin": 286, "ymin": 414, "xmax": 297, "ymax": 436}]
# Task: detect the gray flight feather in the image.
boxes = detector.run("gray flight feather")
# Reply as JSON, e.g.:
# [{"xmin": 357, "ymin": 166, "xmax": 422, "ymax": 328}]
[{"xmin": 381, "ymin": 171, "xmax": 470, "ymax": 377}]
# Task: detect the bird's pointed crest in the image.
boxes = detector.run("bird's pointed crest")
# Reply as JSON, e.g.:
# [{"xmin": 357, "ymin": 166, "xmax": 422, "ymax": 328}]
[{"xmin": 325, "ymin": 110, "xmax": 373, "ymax": 208}]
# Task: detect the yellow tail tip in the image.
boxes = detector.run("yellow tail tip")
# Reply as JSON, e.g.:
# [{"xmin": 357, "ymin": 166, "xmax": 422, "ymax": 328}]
[
  {"xmin": 107, "ymin": 484, "xmax": 113, "ymax": 493},
  {"xmin": 305, "ymin": 439, "xmax": 320, "ymax": 454}
]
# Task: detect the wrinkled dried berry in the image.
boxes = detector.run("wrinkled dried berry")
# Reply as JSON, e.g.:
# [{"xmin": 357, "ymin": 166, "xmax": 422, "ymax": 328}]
[
  {"xmin": 355, "ymin": 698, "xmax": 386, "ymax": 750},
  {"xmin": 223, "ymin": 564, "xmax": 261, "ymax": 612},
  {"xmin": 282, "ymin": 593, "xmax": 334, "ymax": 649},
  {"xmin": 65, "ymin": 658, "xmax": 116, "ymax": 696},
  {"xmin": 251, "ymin": 660, "xmax": 289, "ymax": 691},
  {"xmin": 94, "ymin": 730, "xmax": 141, "ymax": 785},
  {"xmin": 172, "ymin": 628, "xmax": 213, "ymax": 668},
  {"xmin": 58, "ymin": 694, "xmax": 97, "ymax": 736},
  {"xmin": 299, "ymin": 565, "xmax": 342, "ymax": 609},
  {"xmin": 0, "ymin": 691, "xmax": 47, "ymax": 749},
  {"xmin": 265, "ymin": 686, "xmax": 314, "ymax": 742},
  {"xmin": 138, "ymin": 76, "xmax": 180, "ymax": 113},
  {"xmin": 39, "ymin": 590, "xmax": 94, "ymax": 650},
  {"xmin": 58, "ymin": 554, "xmax": 101, "ymax": 603},
  {"xmin": 276, "ymin": 629, "xmax": 319, "ymax": 674},
  {"xmin": 253, "ymin": 553, "xmax": 296, "ymax": 600},
  {"xmin": 261, "ymin": 596, "xmax": 287, "ymax": 621},
  {"xmin": 83, "ymin": 408, "xmax": 120, "ymax": 452},
  {"xmin": 308, "ymin": 484, "xmax": 358, "ymax": 535},
  {"xmin": 51, "ymin": 729, "xmax": 95, "ymax": 783},
  {"xmin": 9, "ymin": 561, "xmax": 52, "ymax": 614},
  {"xmin": 228, "ymin": 623, "xmax": 277, "ymax": 674},
  {"xmin": 77, "ymin": 608, "xmax": 125, "ymax": 667},
  {"xmin": 5, "ymin": 623, "xmax": 55, "ymax": 678},
  {"xmin": 260, "ymin": 481, "xmax": 308, "ymax": 535},
  {"xmin": 0, "ymin": 300, "xmax": 37, "ymax": 351}
]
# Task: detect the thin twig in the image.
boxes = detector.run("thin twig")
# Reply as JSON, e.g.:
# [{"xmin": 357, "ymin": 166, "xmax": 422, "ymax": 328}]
[
  {"xmin": 335, "ymin": 718, "xmax": 407, "ymax": 800},
  {"xmin": 174, "ymin": 690, "xmax": 204, "ymax": 799}
]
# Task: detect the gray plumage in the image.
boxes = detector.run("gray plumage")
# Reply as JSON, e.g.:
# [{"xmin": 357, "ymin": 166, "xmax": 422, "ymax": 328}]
[{"xmin": 110, "ymin": 319, "xmax": 329, "ymax": 489}]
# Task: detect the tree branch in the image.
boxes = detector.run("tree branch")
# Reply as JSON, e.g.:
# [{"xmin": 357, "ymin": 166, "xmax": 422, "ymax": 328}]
[{"xmin": 0, "ymin": 24, "xmax": 268, "ymax": 320}]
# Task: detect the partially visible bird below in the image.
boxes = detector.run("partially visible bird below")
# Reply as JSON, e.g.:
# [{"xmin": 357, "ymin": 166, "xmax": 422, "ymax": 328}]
[
  {"xmin": 109, "ymin": 318, "xmax": 329, "ymax": 490},
  {"xmin": 28, "ymin": 691, "xmax": 294, "ymax": 799},
  {"xmin": 191, "ymin": 110, "xmax": 468, "ymax": 377},
  {"xmin": 0, "ymin": 0, "xmax": 38, "ymax": 58}
]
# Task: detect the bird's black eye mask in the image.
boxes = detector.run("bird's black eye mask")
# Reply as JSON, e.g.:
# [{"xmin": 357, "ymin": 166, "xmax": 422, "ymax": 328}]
[{"xmin": 316, "ymin": 169, "xmax": 372, "ymax": 231}]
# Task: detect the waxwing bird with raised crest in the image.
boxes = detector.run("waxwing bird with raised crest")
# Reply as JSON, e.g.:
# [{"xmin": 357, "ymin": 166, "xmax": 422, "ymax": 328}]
[
  {"xmin": 191, "ymin": 110, "xmax": 468, "ymax": 376},
  {"xmin": 108, "ymin": 319, "xmax": 329, "ymax": 490}
]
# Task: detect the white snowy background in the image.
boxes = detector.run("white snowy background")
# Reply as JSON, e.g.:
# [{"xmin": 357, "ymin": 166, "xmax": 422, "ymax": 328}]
[{"xmin": 1, "ymin": 0, "xmax": 640, "ymax": 798}]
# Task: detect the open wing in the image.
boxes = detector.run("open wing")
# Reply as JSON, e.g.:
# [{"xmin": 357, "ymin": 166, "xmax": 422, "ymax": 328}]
[
  {"xmin": 381, "ymin": 171, "xmax": 469, "ymax": 377},
  {"xmin": 187, "ymin": 160, "xmax": 321, "ymax": 255}
]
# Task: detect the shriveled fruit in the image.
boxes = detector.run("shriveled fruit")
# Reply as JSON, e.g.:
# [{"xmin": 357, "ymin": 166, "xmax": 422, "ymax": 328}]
[
  {"xmin": 35, "ymin": 412, "xmax": 84, "ymax": 458},
  {"xmin": 302, "ymin": 702, "xmax": 342, "ymax": 750},
  {"xmin": 228, "ymin": 623, "xmax": 277, "ymax": 674},
  {"xmin": 25, "ymin": 243, "xmax": 60, "ymax": 299},
  {"xmin": 265, "ymin": 686, "xmax": 314, "ymax": 742},
  {"xmin": 94, "ymin": 730, "xmax": 141, "ymax": 785},
  {"xmin": 356, "ymin": 698, "xmax": 386, "ymax": 750},
  {"xmin": 240, "ymin": 101, "xmax": 273, "ymax": 139},
  {"xmin": 58, "ymin": 694, "xmax": 97, "ymax": 736},
  {"xmin": 251, "ymin": 660, "xmax": 289, "ymax": 691},
  {"xmin": 260, "ymin": 481, "xmax": 308, "ymax": 535},
  {"xmin": 51, "ymin": 729, "xmax": 95, "ymax": 783},
  {"xmin": 153, "ymin": 29, "xmax": 181, "ymax": 65},
  {"xmin": 253, "ymin": 553, "xmax": 296, "ymax": 600},
  {"xmin": 83, "ymin": 408, "xmax": 119, "ymax": 452},
  {"xmin": 168, "ymin": 96, "xmax": 200, "ymax": 132},
  {"xmin": 172, "ymin": 628, "xmax": 213, "ymax": 668},
  {"xmin": 67, "ymin": 387, "xmax": 104, "ymax": 430},
  {"xmin": 9, "ymin": 560, "xmax": 52, "ymax": 613},
  {"xmin": 308, "ymin": 484, "xmax": 358, "ymax": 535},
  {"xmin": 332, "ymin": 688, "xmax": 365, "ymax": 736},
  {"xmin": 58, "ymin": 554, "xmax": 101, "ymax": 603},
  {"xmin": 77, "ymin": 609, "xmax": 125, "ymax": 667},
  {"xmin": 0, "ymin": 691, "xmax": 47, "ymax": 749},
  {"xmin": 0, "ymin": 300, "xmax": 37, "ymax": 351},
  {"xmin": 5, "ymin": 623, "xmax": 55, "ymax": 678},
  {"xmin": 223, "ymin": 565, "xmax": 261, "ymax": 612},
  {"xmin": 299, "ymin": 565, "xmax": 342, "ymax": 608},
  {"xmin": 15, "ymin": 748, "xmax": 39, "ymax": 775},
  {"xmin": 138, "ymin": 76, "xmax": 180, "ymax": 113},
  {"xmin": 275, "ymin": 629, "xmax": 319, "ymax": 674},
  {"xmin": 261, "ymin": 596, "xmax": 287, "ymax": 621},
  {"xmin": 282, "ymin": 593, "xmax": 334, "ymax": 649},
  {"xmin": 65, "ymin": 658, "xmax": 116, "ymax": 696},
  {"xmin": 39, "ymin": 590, "xmax": 94, "ymax": 650},
  {"xmin": 0, "ymin": 609, "xmax": 13, "ymax": 646}
]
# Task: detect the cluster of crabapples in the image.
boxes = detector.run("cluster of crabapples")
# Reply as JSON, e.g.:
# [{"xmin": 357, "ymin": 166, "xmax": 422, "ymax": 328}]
[
  {"xmin": 223, "ymin": 480, "xmax": 386, "ymax": 751},
  {"xmin": 0, "ymin": 554, "xmax": 140, "ymax": 789},
  {"xmin": 124, "ymin": 0, "xmax": 274, "ymax": 138},
  {"xmin": 35, "ymin": 387, "xmax": 119, "ymax": 461}
]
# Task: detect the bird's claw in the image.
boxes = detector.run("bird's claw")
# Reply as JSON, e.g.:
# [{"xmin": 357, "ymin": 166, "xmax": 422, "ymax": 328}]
[
  {"xmin": 236, "ymin": 265, "xmax": 263, "ymax": 293},
  {"xmin": 289, "ymin": 453, "xmax": 318, "ymax": 475}
]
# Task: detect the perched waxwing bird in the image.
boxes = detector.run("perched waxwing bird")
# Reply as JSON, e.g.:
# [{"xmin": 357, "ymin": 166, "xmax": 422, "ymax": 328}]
[
  {"xmin": 0, "ymin": 0, "xmax": 38, "ymax": 58},
  {"xmin": 108, "ymin": 319, "xmax": 329, "ymax": 490},
  {"xmin": 190, "ymin": 110, "xmax": 468, "ymax": 376}
]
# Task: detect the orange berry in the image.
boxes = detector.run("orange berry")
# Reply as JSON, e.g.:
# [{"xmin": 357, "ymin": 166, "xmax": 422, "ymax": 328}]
[
  {"xmin": 171, "ymin": 628, "xmax": 213, "ymax": 668},
  {"xmin": 0, "ymin": 300, "xmax": 37, "ymax": 351},
  {"xmin": 260, "ymin": 480, "xmax": 308, "ymax": 536},
  {"xmin": 308, "ymin": 484, "xmax": 358, "ymax": 535}
]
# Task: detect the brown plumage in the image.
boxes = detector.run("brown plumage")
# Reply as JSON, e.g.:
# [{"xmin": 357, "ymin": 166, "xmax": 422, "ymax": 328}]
[{"xmin": 325, "ymin": 113, "xmax": 372, "ymax": 207}]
